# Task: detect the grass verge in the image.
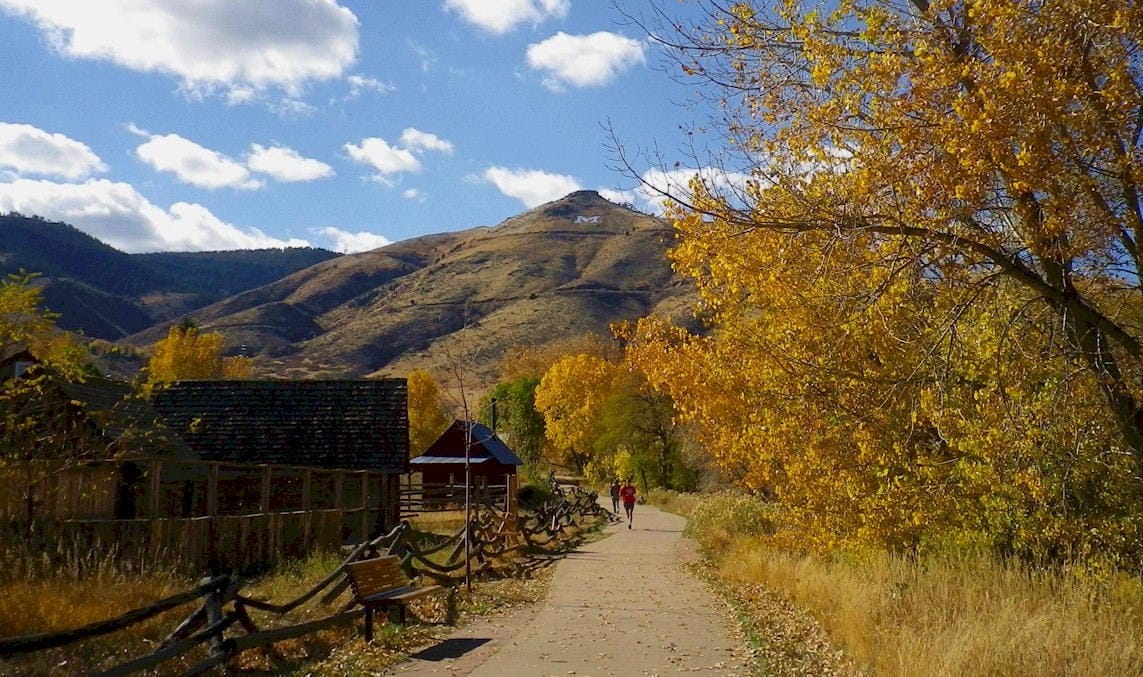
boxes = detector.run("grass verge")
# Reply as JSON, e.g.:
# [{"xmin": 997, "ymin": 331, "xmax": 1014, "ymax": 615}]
[{"xmin": 651, "ymin": 491, "xmax": 1143, "ymax": 676}]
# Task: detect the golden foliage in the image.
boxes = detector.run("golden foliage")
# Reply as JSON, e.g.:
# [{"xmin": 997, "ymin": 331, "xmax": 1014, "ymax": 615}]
[
  {"xmin": 625, "ymin": 0, "xmax": 1143, "ymax": 561},
  {"xmin": 534, "ymin": 353, "xmax": 624, "ymax": 474},
  {"xmin": 407, "ymin": 369, "xmax": 452, "ymax": 457},
  {"xmin": 146, "ymin": 325, "xmax": 251, "ymax": 385}
]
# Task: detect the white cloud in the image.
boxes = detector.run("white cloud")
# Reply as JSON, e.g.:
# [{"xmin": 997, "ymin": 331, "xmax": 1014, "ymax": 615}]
[
  {"xmin": 0, "ymin": 122, "xmax": 107, "ymax": 180},
  {"xmin": 403, "ymin": 188, "xmax": 426, "ymax": 201},
  {"xmin": 622, "ymin": 167, "xmax": 752, "ymax": 215},
  {"xmin": 346, "ymin": 74, "xmax": 394, "ymax": 98},
  {"xmin": 247, "ymin": 144, "xmax": 334, "ymax": 182},
  {"xmin": 0, "ymin": 0, "xmax": 358, "ymax": 99},
  {"xmin": 444, "ymin": 0, "xmax": 569, "ymax": 34},
  {"xmin": 597, "ymin": 188, "xmax": 636, "ymax": 206},
  {"xmin": 345, "ymin": 130, "xmax": 454, "ymax": 184},
  {"xmin": 481, "ymin": 166, "xmax": 581, "ymax": 207},
  {"xmin": 526, "ymin": 32, "xmax": 645, "ymax": 91},
  {"xmin": 135, "ymin": 133, "xmax": 263, "ymax": 190},
  {"xmin": 0, "ymin": 178, "xmax": 310, "ymax": 252},
  {"xmin": 399, "ymin": 128, "xmax": 454, "ymax": 154},
  {"xmin": 316, "ymin": 226, "xmax": 391, "ymax": 253},
  {"xmin": 344, "ymin": 137, "xmax": 421, "ymax": 178}
]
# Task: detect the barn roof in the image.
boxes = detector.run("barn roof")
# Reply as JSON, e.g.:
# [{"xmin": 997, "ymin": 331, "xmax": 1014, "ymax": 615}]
[
  {"xmin": 59, "ymin": 378, "xmax": 197, "ymax": 460},
  {"xmin": 151, "ymin": 379, "xmax": 408, "ymax": 472},
  {"xmin": 411, "ymin": 420, "xmax": 523, "ymax": 467}
]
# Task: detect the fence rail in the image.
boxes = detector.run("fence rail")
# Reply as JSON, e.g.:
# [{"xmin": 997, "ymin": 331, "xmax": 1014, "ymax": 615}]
[{"xmin": 0, "ymin": 486, "xmax": 614, "ymax": 675}]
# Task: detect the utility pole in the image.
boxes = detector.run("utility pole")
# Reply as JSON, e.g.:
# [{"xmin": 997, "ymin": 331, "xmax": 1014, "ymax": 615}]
[{"xmin": 464, "ymin": 418, "xmax": 472, "ymax": 595}]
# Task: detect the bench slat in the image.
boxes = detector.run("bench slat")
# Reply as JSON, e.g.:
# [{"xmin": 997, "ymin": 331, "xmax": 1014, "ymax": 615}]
[{"xmin": 345, "ymin": 556, "xmax": 447, "ymax": 641}]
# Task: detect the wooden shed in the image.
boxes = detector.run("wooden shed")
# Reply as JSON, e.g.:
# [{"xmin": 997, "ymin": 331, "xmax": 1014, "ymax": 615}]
[
  {"xmin": 408, "ymin": 420, "xmax": 523, "ymax": 513},
  {"xmin": 150, "ymin": 379, "xmax": 410, "ymax": 536}
]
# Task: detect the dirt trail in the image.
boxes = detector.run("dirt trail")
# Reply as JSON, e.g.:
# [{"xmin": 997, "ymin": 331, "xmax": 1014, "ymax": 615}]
[{"xmin": 386, "ymin": 502, "xmax": 751, "ymax": 676}]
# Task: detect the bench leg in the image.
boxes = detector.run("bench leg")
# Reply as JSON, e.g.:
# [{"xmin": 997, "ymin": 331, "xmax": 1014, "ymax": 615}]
[
  {"xmin": 364, "ymin": 606, "xmax": 374, "ymax": 643},
  {"xmin": 385, "ymin": 604, "xmax": 406, "ymax": 625}
]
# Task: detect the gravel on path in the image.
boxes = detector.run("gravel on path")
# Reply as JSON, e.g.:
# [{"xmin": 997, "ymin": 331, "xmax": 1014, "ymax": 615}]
[{"xmin": 386, "ymin": 502, "xmax": 753, "ymax": 676}]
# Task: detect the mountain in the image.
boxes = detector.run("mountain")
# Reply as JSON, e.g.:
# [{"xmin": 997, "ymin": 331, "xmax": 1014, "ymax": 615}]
[
  {"xmin": 126, "ymin": 191, "xmax": 697, "ymax": 383},
  {"xmin": 0, "ymin": 213, "xmax": 339, "ymax": 339}
]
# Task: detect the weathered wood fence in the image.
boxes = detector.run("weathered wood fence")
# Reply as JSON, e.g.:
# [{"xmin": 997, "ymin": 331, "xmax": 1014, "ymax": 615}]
[
  {"xmin": 399, "ymin": 475, "xmax": 516, "ymax": 515},
  {"xmin": 1, "ymin": 458, "xmax": 398, "ymax": 571},
  {"xmin": 0, "ymin": 487, "xmax": 613, "ymax": 675}
]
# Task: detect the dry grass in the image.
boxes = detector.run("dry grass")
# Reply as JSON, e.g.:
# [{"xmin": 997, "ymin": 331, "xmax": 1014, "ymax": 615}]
[
  {"xmin": 677, "ymin": 489, "xmax": 1143, "ymax": 677},
  {"xmin": 0, "ymin": 533, "xmax": 561, "ymax": 675},
  {"xmin": 0, "ymin": 541, "xmax": 198, "ymax": 674}
]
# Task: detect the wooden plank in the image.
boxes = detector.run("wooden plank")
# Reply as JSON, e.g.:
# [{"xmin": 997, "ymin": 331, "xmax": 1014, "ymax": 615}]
[
  {"xmin": 206, "ymin": 463, "xmax": 219, "ymax": 517},
  {"xmin": 259, "ymin": 465, "xmax": 272, "ymax": 514}
]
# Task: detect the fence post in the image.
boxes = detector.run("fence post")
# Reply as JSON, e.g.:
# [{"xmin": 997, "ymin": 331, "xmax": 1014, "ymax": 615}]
[
  {"xmin": 206, "ymin": 464, "xmax": 219, "ymax": 517},
  {"xmin": 360, "ymin": 472, "xmax": 370, "ymax": 542},
  {"xmin": 259, "ymin": 465, "xmax": 272, "ymax": 514},
  {"xmin": 149, "ymin": 459, "xmax": 163, "ymax": 518},
  {"xmin": 302, "ymin": 469, "xmax": 313, "ymax": 545}
]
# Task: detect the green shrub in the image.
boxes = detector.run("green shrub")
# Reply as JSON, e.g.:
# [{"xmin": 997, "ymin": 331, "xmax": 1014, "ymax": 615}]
[{"xmin": 686, "ymin": 491, "xmax": 777, "ymax": 553}]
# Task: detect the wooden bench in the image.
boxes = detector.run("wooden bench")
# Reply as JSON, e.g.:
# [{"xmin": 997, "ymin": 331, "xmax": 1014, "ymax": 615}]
[{"xmin": 345, "ymin": 555, "xmax": 445, "ymax": 642}]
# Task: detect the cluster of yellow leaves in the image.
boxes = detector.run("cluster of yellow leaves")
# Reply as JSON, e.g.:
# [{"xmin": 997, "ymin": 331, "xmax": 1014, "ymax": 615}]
[
  {"xmin": 406, "ymin": 369, "xmax": 452, "ymax": 457},
  {"xmin": 0, "ymin": 273, "xmax": 88, "ymax": 381},
  {"xmin": 145, "ymin": 325, "xmax": 251, "ymax": 386},
  {"xmin": 628, "ymin": 193, "xmax": 1143, "ymax": 560},
  {"xmin": 635, "ymin": 0, "xmax": 1143, "ymax": 563},
  {"xmin": 533, "ymin": 353, "xmax": 625, "ymax": 475}
]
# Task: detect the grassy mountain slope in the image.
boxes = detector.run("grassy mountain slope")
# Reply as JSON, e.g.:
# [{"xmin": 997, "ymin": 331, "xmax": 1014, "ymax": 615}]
[
  {"xmin": 142, "ymin": 191, "xmax": 696, "ymax": 383},
  {"xmin": 0, "ymin": 213, "xmax": 339, "ymax": 339}
]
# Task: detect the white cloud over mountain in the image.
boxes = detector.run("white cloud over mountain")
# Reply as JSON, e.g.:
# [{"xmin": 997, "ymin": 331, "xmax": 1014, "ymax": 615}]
[
  {"xmin": 526, "ymin": 32, "xmax": 645, "ymax": 91},
  {"xmin": 0, "ymin": 0, "xmax": 359, "ymax": 98},
  {"xmin": 0, "ymin": 178, "xmax": 309, "ymax": 252},
  {"xmin": 315, "ymin": 226, "xmax": 392, "ymax": 253},
  {"xmin": 481, "ymin": 166, "xmax": 581, "ymax": 207}
]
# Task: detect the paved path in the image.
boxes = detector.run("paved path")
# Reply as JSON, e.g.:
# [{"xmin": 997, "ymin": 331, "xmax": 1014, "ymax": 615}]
[{"xmin": 387, "ymin": 503, "xmax": 750, "ymax": 676}]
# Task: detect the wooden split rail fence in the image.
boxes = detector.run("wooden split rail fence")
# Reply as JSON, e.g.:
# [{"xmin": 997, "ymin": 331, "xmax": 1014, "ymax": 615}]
[{"xmin": 0, "ymin": 487, "xmax": 612, "ymax": 675}]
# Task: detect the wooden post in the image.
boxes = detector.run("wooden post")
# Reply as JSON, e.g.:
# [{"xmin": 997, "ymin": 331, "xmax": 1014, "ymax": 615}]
[
  {"xmin": 206, "ymin": 463, "xmax": 219, "ymax": 517},
  {"xmin": 259, "ymin": 465, "xmax": 272, "ymax": 514},
  {"xmin": 149, "ymin": 459, "xmax": 163, "ymax": 518},
  {"xmin": 302, "ymin": 469, "xmax": 313, "ymax": 546},
  {"xmin": 360, "ymin": 471, "xmax": 370, "ymax": 542}
]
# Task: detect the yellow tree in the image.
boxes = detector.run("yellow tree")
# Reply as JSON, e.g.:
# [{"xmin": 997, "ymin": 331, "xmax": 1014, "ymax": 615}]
[
  {"xmin": 1, "ymin": 273, "xmax": 103, "ymax": 521},
  {"xmin": 534, "ymin": 353, "xmax": 625, "ymax": 477},
  {"xmin": 1, "ymin": 272, "xmax": 87, "ymax": 380},
  {"xmin": 146, "ymin": 323, "xmax": 251, "ymax": 386},
  {"xmin": 638, "ymin": 0, "xmax": 1143, "ymax": 468},
  {"xmin": 407, "ymin": 369, "xmax": 452, "ymax": 457}
]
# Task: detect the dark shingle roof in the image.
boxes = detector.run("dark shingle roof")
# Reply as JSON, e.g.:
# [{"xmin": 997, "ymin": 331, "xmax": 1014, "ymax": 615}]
[
  {"xmin": 150, "ymin": 379, "xmax": 408, "ymax": 472},
  {"xmin": 59, "ymin": 378, "xmax": 197, "ymax": 459},
  {"xmin": 412, "ymin": 420, "xmax": 523, "ymax": 467}
]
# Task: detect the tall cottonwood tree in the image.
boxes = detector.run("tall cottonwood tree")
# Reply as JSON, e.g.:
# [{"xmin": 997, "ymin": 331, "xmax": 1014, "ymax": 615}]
[
  {"xmin": 638, "ymin": 0, "xmax": 1143, "ymax": 464},
  {"xmin": 618, "ymin": 1, "xmax": 1143, "ymax": 558},
  {"xmin": 145, "ymin": 323, "xmax": 251, "ymax": 387},
  {"xmin": 407, "ymin": 369, "xmax": 453, "ymax": 457}
]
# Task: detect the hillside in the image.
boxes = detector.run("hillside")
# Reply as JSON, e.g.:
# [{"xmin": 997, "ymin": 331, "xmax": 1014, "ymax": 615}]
[
  {"xmin": 128, "ymin": 191, "xmax": 696, "ymax": 384},
  {"xmin": 0, "ymin": 213, "xmax": 339, "ymax": 339}
]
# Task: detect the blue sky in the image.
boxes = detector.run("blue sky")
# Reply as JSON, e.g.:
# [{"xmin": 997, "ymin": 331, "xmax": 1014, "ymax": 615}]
[{"xmin": 0, "ymin": 0, "xmax": 719, "ymax": 254}]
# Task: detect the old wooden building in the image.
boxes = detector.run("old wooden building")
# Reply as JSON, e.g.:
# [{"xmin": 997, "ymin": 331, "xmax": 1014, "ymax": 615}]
[
  {"xmin": 150, "ymin": 379, "xmax": 409, "ymax": 532},
  {"xmin": 408, "ymin": 420, "xmax": 522, "ymax": 513}
]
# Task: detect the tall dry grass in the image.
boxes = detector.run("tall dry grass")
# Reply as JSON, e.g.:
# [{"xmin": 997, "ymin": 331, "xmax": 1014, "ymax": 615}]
[{"xmin": 675, "ymin": 492, "xmax": 1143, "ymax": 676}]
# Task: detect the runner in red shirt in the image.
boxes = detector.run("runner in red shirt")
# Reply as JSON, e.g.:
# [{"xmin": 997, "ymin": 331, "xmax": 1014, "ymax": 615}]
[{"xmin": 619, "ymin": 479, "xmax": 637, "ymax": 529}]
